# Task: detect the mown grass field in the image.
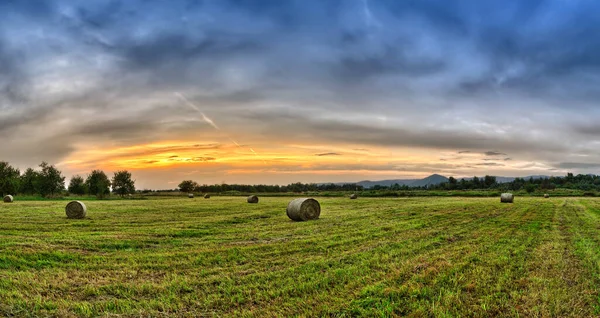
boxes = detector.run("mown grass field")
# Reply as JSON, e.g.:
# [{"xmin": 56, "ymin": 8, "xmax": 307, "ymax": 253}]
[{"xmin": 1, "ymin": 196, "xmax": 600, "ymax": 317}]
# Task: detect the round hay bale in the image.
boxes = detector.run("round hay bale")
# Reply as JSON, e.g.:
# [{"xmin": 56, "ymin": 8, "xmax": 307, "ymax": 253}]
[
  {"xmin": 247, "ymin": 195, "xmax": 259, "ymax": 203},
  {"xmin": 500, "ymin": 193, "xmax": 514, "ymax": 203},
  {"xmin": 204, "ymin": 194, "xmax": 211, "ymax": 199},
  {"xmin": 286, "ymin": 198, "xmax": 320, "ymax": 221},
  {"xmin": 65, "ymin": 201, "xmax": 87, "ymax": 219},
  {"xmin": 350, "ymin": 194, "xmax": 358, "ymax": 199},
  {"xmin": 544, "ymin": 193, "xmax": 550, "ymax": 198},
  {"xmin": 3, "ymin": 195, "xmax": 13, "ymax": 203},
  {"xmin": 188, "ymin": 193, "xmax": 194, "ymax": 198}
]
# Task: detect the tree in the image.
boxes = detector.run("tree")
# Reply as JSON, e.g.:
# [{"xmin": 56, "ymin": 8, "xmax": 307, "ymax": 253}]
[
  {"xmin": 447, "ymin": 177, "xmax": 457, "ymax": 190},
  {"xmin": 68, "ymin": 175, "xmax": 86, "ymax": 195},
  {"xmin": 19, "ymin": 168, "xmax": 39, "ymax": 195},
  {"xmin": 525, "ymin": 183, "xmax": 537, "ymax": 194},
  {"xmin": 37, "ymin": 162, "xmax": 65, "ymax": 197},
  {"xmin": 112, "ymin": 170, "xmax": 135, "ymax": 197},
  {"xmin": 472, "ymin": 176, "xmax": 481, "ymax": 189},
  {"xmin": 85, "ymin": 170, "xmax": 111, "ymax": 199},
  {"xmin": 178, "ymin": 180, "xmax": 198, "ymax": 193},
  {"xmin": 483, "ymin": 175, "xmax": 497, "ymax": 188},
  {"xmin": 0, "ymin": 161, "xmax": 20, "ymax": 196}
]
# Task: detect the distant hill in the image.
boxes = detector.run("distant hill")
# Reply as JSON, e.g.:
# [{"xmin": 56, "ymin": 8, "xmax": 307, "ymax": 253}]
[
  {"xmin": 410, "ymin": 174, "xmax": 449, "ymax": 187},
  {"xmin": 355, "ymin": 178, "xmax": 417, "ymax": 188},
  {"xmin": 494, "ymin": 177, "xmax": 516, "ymax": 183},
  {"xmin": 355, "ymin": 174, "xmax": 448, "ymax": 188},
  {"xmin": 461, "ymin": 175, "xmax": 550, "ymax": 183},
  {"xmin": 341, "ymin": 174, "xmax": 552, "ymax": 189}
]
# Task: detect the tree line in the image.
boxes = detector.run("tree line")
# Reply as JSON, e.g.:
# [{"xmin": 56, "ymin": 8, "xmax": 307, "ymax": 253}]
[
  {"xmin": 177, "ymin": 173, "xmax": 600, "ymax": 193},
  {"xmin": 0, "ymin": 161, "xmax": 135, "ymax": 198},
  {"xmin": 176, "ymin": 180, "xmax": 364, "ymax": 193},
  {"xmin": 422, "ymin": 173, "xmax": 600, "ymax": 193}
]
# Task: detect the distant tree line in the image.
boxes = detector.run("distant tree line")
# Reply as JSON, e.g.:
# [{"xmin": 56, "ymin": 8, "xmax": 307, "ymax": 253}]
[
  {"xmin": 0, "ymin": 161, "xmax": 136, "ymax": 198},
  {"xmin": 176, "ymin": 173, "xmax": 600, "ymax": 194},
  {"xmin": 425, "ymin": 173, "xmax": 600, "ymax": 193},
  {"xmin": 176, "ymin": 180, "xmax": 364, "ymax": 193}
]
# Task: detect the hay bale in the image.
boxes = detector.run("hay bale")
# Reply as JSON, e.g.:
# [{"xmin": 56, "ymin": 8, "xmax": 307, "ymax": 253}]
[
  {"xmin": 286, "ymin": 198, "xmax": 320, "ymax": 221},
  {"xmin": 544, "ymin": 194, "xmax": 550, "ymax": 198},
  {"xmin": 188, "ymin": 193, "xmax": 194, "ymax": 198},
  {"xmin": 204, "ymin": 194, "xmax": 211, "ymax": 199},
  {"xmin": 350, "ymin": 194, "xmax": 358, "ymax": 199},
  {"xmin": 500, "ymin": 193, "xmax": 514, "ymax": 203},
  {"xmin": 247, "ymin": 195, "xmax": 259, "ymax": 203},
  {"xmin": 3, "ymin": 195, "xmax": 13, "ymax": 203},
  {"xmin": 65, "ymin": 201, "xmax": 87, "ymax": 219}
]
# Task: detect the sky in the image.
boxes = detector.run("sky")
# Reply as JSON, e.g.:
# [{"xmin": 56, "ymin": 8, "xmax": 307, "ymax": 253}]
[{"xmin": 1, "ymin": 0, "xmax": 600, "ymax": 189}]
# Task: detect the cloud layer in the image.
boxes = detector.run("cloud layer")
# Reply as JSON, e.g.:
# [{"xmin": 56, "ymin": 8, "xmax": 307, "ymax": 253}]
[{"xmin": 1, "ymin": 0, "xmax": 600, "ymax": 187}]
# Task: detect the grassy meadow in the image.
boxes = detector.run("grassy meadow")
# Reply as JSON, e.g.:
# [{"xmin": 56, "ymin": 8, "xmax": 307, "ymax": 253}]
[{"xmin": 1, "ymin": 196, "xmax": 600, "ymax": 317}]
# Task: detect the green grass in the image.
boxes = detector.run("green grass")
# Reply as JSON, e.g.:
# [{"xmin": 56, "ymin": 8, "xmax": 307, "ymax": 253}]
[{"xmin": 0, "ymin": 196, "xmax": 599, "ymax": 317}]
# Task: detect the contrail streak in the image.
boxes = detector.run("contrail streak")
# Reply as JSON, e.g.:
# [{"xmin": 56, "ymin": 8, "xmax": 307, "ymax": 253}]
[
  {"xmin": 361, "ymin": 0, "xmax": 381, "ymax": 29},
  {"xmin": 174, "ymin": 92, "xmax": 219, "ymax": 130},
  {"xmin": 228, "ymin": 137, "xmax": 241, "ymax": 148},
  {"xmin": 174, "ymin": 92, "xmax": 266, "ymax": 164}
]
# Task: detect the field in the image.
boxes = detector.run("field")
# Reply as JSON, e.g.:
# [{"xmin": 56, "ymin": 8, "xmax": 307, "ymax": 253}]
[{"xmin": 1, "ymin": 197, "xmax": 600, "ymax": 317}]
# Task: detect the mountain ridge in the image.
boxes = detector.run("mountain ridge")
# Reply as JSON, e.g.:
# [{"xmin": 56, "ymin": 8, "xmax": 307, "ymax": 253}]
[{"xmin": 324, "ymin": 174, "xmax": 553, "ymax": 188}]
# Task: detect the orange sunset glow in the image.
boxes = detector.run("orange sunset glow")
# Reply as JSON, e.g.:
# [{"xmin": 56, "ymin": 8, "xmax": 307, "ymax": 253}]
[{"xmin": 47, "ymin": 136, "xmax": 549, "ymax": 189}]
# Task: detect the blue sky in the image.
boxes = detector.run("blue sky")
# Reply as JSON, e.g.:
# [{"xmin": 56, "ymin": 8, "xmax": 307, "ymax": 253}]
[{"xmin": 1, "ymin": 0, "xmax": 600, "ymax": 188}]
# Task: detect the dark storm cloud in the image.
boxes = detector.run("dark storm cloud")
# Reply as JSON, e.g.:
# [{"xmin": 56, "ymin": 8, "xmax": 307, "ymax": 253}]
[
  {"xmin": 187, "ymin": 157, "xmax": 216, "ymax": 162},
  {"xmin": 243, "ymin": 110, "xmax": 567, "ymax": 156},
  {"xmin": 107, "ymin": 144, "xmax": 222, "ymax": 160},
  {"xmin": 333, "ymin": 45, "xmax": 446, "ymax": 81},
  {"xmin": 458, "ymin": 151, "xmax": 508, "ymax": 157},
  {"xmin": 0, "ymin": 39, "xmax": 29, "ymax": 106},
  {"xmin": 74, "ymin": 118, "xmax": 162, "ymax": 139},
  {"xmin": 484, "ymin": 151, "xmax": 507, "ymax": 156},
  {"xmin": 449, "ymin": 1, "xmax": 600, "ymax": 100},
  {"xmin": 476, "ymin": 163, "xmax": 505, "ymax": 167},
  {"xmin": 2, "ymin": 0, "xmax": 600, "ymax": 179},
  {"xmin": 557, "ymin": 162, "xmax": 600, "ymax": 170},
  {"xmin": 119, "ymin": 33, "xmax": 263, "ymax": 70},
  {"xmin": 315, "ymin": 153, "xmax": 341, "ymax": 157}
]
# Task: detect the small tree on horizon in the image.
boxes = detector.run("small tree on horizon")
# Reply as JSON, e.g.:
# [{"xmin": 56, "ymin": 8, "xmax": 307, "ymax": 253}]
[
  {"xmin": 37, "ymin": 162, "xmax": 65, "ymax": 197},
  {"xmin": 112, "ymin": 170, "xmax": 135, "ymax": 197},
  {"xmin": 19, "ymin": 168, "xmax": 39, "ymax": 195},
  {"xmin": 68, "ymin": 175, "xmax": 86, "ymax": 195},
  {"xmin": 178, "ymin": 180, "xmax": 198, "ymax": 193},
  {"xmin": 0, "ymin": 161, "xmax": 20, "ymax": 196},
  {"xmin": 85, "ymin": 170, "xmax": 111, "ymax": 199},
  {"xmin": 525, "ymin": 183, "xmax": 537, "ymax": 194}
]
